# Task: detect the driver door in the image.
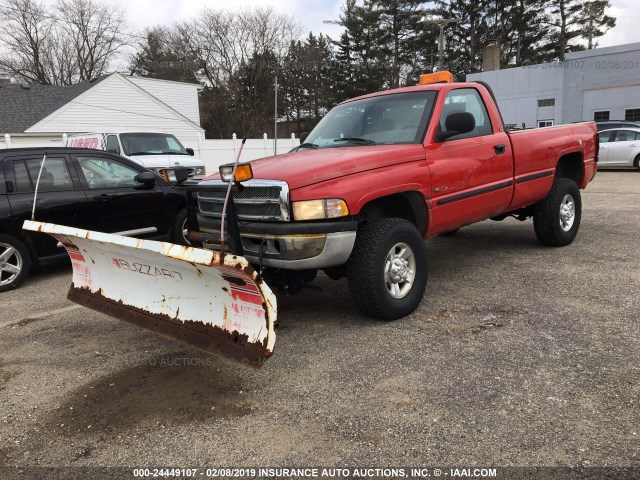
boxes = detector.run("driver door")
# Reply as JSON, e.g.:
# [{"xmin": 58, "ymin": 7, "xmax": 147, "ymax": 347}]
[
  {"xmin": 426, "ymin": 87, "xmax": 514, "ymax": 234},
  {"xmin": 71, "ymin": 153, "xmax": 170, "ymax": 238}
]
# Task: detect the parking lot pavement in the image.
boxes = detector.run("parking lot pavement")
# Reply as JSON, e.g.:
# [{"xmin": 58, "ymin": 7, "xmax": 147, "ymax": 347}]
[{"xmin": 0, "ymin": 171, "xmax": 638, "ymax": 471}]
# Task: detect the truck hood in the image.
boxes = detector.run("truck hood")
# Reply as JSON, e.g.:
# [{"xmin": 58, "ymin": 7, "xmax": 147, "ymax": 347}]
[
  {"xmin": 204, "ymin": 144, "xmax": 425, "ymax": 190},
  {"xmin": 127, "ymin": 154, "xmax": 204, "ymax": 169}
]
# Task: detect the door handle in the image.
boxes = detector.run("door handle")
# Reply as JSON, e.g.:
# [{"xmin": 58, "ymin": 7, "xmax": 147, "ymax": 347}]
[
  {"xmin": 494, "ymin": 144, "xmax": 506, "ymax": 154},
  {"xmin": 93, "ymin": 193, "xmax": 116, "ymax": 201},
  {"xmin": 630, "ymin": 144, "xmax": 637, "ymax": 147}
]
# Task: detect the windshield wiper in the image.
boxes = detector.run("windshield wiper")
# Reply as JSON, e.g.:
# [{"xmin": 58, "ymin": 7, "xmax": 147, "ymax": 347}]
[
  {"xmin": 294, "ymin": 142, "xmax": 319, "ymax": 150},
  {"xmin": 333, "ymin": 137, "xmax": 376, "ymax": 145}
]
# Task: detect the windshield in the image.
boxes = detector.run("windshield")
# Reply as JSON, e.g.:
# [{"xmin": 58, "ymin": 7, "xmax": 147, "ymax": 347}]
[
  {"xmin": 120, "ymin": 133, "xmax": 188, "ymax": 156},
  {"xmin": 303, "ymin": 91, "xmax": 437, "ymax": 149}
]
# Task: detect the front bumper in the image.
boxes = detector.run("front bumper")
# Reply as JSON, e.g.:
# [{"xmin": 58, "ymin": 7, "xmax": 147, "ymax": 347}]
[{"xmin": 197, "ymin": 216, "xmax": 358, "ymax": 270}]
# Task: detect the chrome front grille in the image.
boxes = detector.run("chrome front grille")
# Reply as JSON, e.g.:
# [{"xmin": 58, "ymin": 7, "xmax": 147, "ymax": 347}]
[{"xmin": 197, "ymin": 179, "xmax": 290, "ymax": 221}]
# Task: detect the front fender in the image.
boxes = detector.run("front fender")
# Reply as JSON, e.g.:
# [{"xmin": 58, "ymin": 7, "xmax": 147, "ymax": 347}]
[{"xmin": 290, "ymin": 160, "xmax": 431, "ymax": 216}]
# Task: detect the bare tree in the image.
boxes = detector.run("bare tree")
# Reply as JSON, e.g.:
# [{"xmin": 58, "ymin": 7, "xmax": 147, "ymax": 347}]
[
  {"xmin": 0, "ymin": 0, "xmax": 130, "ymax": 84},
  {"xmin": 177, "ymin": 6, "xmax": 301, "ymax": 87},
  {"xmin": 0, "ymin": 0, "xmax": 57, "ymax": 84},
  {"xmin": 56, "ymin": 0, "xmax": 129, "ymax": 81}
]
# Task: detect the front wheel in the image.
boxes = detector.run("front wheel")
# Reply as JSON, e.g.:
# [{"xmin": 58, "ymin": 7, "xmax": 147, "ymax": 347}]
[
  {"xmin": 0, "ymin": 235, "xmax": 32, "ymax": 292},
  {"xmin": 347, "ymin": 218, "xmax": 428, "ymax": 320},
  {"xmin": 533, "ymin": 178, "xmax": 582, "ymax": 246},
  {"xmin": 172, "ymin": 209, "xmax": 190, "ymax": 246},
  {"xmin": 634, "ymin": 154, "xmax": 640, "ymax": 172}
]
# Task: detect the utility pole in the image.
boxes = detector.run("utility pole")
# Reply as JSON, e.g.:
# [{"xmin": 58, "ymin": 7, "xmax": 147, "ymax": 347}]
[
  {"xmin": 427, "ymin": 47, "xmax": 437, "ymax": 72},
  {"xmin": 424, "ymin": 18, "xmax": 461, "ymax": 71},
  {"xmin": 274, "ymin": 75, "xmax": 278, "ymax": 155}
]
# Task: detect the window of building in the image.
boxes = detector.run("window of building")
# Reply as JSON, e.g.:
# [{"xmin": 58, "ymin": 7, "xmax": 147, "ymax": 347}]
[
  {"xmin": 538, "ymin": 120, "xmax": 554, "ymax": 128},
  {"xmin": 537, "ymin": 98, "xmax": 555, "ymax": 108},
  {"xmin": 625, "ymin": 109, "xmax": 640, "ymax": 122},
  {"xmin": 593, "ymin": 111, "xmax": 610, "ymax": 121}
]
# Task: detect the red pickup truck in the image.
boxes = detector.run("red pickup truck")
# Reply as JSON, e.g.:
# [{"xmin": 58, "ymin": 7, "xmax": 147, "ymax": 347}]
[{"xmin": 196, "ymin": 73, "xmax": 598, "ymax": 320}]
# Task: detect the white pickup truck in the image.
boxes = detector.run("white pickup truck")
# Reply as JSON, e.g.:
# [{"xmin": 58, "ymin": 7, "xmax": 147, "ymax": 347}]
[{"xmin": 67, "ymin": 131, "xmax": 206, "ymax": 180}]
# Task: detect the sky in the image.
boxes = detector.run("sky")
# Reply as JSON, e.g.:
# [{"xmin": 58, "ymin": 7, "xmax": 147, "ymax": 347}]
[
  {"xmin": 44, "ymin": 0, "xmax": 640, "ymax": 49},
  {"xmin": 38, "ymin": 0, "xmax": 640, "ymax": 47}
]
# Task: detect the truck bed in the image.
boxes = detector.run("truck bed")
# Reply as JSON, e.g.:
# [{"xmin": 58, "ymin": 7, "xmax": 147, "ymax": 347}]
[{"xmin": 506, "ymin": 122, "xmax": 598, "ymax": 210}]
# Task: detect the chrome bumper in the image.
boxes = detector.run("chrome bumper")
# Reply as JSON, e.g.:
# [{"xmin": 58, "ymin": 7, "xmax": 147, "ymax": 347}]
[
  {"xmin": 196, "ymin": 215, "xmax": 358, "ymax": 270},
  {"xmin": 242, "ymin": 231, "xmax": 356, "ymax": 270}
]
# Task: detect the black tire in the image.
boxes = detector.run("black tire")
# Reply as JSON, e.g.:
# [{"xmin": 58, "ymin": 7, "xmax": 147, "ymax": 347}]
[
  {"xmin": 172, "ymin": 209, "xmax": 189, "ymax": 245},
  {"xmin": 347, "ymin": 218, "xmax": 428, "ymax": 320},
  {"xmin": 533, "ymin": 178, "xmax": 582, "ymax": 247},
  {"xmin": 0, "ymin": 235, "xmax": 32, "ymax": 292},
  {"xmin": 634, "ymin": 154, "xmax": 640, "ymax": 172},
  {"xmin": 301, "ymin": 269, "xmax": 318, "ymax": 284}
]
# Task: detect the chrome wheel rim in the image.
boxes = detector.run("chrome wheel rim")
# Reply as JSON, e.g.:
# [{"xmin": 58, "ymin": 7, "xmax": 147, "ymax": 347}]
[
  {"xmin": 181, "ymin": 218, "xmax": 191, "ymax": 245},
  {"xmin": 384, "ymin": 242, "xmax": 416, "ymax": 299},
  {"xmin": 0, "ymin": 242, "xmax": 22, "ymax": 287},
  {"xmin": 559, "ymin": 194, "xmax": 576, "ymax": 232}
]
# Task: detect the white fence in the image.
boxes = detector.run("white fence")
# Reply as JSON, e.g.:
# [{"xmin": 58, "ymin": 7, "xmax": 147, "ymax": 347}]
[
  {"xmin": 192, "ymin": 134, "xmax": 300, "ymax": 173},
  {"xmin": 1, "ymin": 133, "xmax": 301, "ymax": 175}
]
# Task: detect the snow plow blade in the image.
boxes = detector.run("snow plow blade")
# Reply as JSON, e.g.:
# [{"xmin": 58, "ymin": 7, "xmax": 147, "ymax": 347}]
[{"xmin": 22, "ymin": 220, "xmax": 277, "ymax": 368}]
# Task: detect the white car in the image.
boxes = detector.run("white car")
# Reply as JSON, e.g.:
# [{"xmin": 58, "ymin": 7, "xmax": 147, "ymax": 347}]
[
  {"xmin": 67, "ymin": 132, "xmax": 206, "ymax": 180},
  {"xmin": 598, "ymin": 128, "xmax": 640, "ymax": 170}
]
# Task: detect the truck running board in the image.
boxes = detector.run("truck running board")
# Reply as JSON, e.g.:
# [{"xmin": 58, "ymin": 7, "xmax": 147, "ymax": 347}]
[{"xmin": 22, "ymin": 221, "xmax": 277, "ymax": 368}]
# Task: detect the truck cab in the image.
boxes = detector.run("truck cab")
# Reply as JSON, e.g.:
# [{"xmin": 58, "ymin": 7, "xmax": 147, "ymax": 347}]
[{"xmin": 67, "ymin": 132, "xmax": 207, "ymax": 180}]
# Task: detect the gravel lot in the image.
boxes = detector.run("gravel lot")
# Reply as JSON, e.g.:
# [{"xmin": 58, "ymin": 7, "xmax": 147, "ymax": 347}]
[{"xmin": 0, "ymin": 171, "xmax": 638, "ymax": 475}]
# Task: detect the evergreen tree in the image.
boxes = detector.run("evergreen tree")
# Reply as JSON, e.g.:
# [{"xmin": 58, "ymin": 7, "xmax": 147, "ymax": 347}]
[
  {"xmin": 580, "ymin": 0, "xmax": 615, "ymax": 49},
  {"xmin": 281, "ymin": 40, "xmax": 306, "ymax": 122},
  {"xmin": 508, "ymin": 0, "xmax": 556, "ymax": 66},
  {"xmin": 433, "ymin": 0, "xmax": 491, "ymax": 75},
  {"xmin": 545, "ymin": 0, "xmax": 587, "ymax": 60},
  {"xmin": 371, "ymin": 0, "xmax": 430, "ymax": 88},
  {"xmin": 129, "ymin": 27, "xmax": 199, "ymax": 83},
  {"xmin": 329, "ymin": 0, "xmax": 387, "ymax": 100}
]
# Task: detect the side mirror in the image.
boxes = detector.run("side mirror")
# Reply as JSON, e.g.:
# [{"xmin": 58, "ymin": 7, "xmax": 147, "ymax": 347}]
[
  {"xmin": 135, "ymin": 171, "xmax": 156, "ymax": 188},
  {"xmin": 173, "ymin": 166, "xmax": 189, "ymax": 184},
  {"xmin": 299, "ymin": 131, "xmax": 309, "ymax": 143},
  {"xmin": 185, "ymin": 147, "xmax": 195, "ymax": 156},
  {"xmin": 436, "ymin": 112, "xmax": 476, "ymax": 142}
]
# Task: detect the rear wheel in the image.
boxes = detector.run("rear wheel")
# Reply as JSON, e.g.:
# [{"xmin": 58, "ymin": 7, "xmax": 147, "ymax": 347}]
[
  {"xmin": 347, "ymin": 218, "xmax": 428, "ymax": 320},
  {"xmin": 0, "ymin": 235, "xmax": 32, "ymax": 292},
  {"xmin": 533, "ymin": 178, "xmax": 582, "ymax": 246},
  {"xmin": 634, "ymin": 154, "xmax": 640, "ymax": 172}
]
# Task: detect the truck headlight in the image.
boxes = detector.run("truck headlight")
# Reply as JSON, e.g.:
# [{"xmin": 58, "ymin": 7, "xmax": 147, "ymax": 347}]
[
  {"xmin": 292, "ymin": 199, "xmax": 349, "ymax": 221},
  {"xmin": 195, "ymin": 167, "xmax": 205, "ymax": 175}
]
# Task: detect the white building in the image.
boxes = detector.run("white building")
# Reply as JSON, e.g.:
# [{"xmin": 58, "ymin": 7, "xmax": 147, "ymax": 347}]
[
  {"xmin": 0, "ymin": 73, "xmax": 204, "ymax": 149},
  {"xmin": 467, "ymin": 42, "xmax": 640, "ymax": 128}
]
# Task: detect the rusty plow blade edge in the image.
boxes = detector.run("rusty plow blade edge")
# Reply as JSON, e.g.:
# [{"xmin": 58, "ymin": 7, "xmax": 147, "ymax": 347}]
[{"xmin": 22, "ymin": 220, "xmax": 277, "ymax": 368}]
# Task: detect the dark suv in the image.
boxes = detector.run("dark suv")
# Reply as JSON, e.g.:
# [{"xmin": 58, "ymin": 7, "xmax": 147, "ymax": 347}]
[{"xmin": 0, "ymin": 148, "xmax": 188, "ymax": 291}]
